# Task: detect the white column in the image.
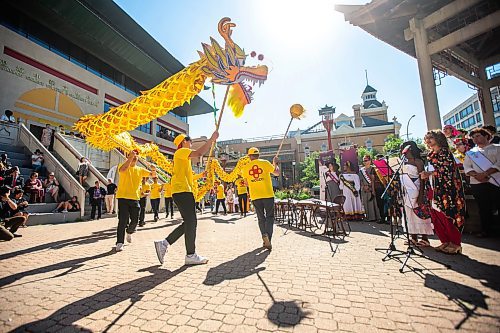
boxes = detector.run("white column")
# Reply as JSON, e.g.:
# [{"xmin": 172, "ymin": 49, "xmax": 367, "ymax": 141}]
[{"xmin": 410, "ymin": 18, "xmax": 442, "ymax": 130}]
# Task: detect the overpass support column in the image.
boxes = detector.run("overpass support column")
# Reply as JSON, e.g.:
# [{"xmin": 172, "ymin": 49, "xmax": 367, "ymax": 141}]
[
  {"xmin": 480, "ymin": 67, "xmax": 496, "ymax": 126},
  {"xmin": 410, "ymin": 18, "xmax": 442, "ymax": 130}
]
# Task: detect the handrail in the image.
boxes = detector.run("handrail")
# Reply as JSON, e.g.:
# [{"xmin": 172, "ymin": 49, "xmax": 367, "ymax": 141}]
[
  {"xmin": 18, "ymin": 123, "xmax": 86, "ymax": 217},
  {"xmin": 53, "ymin": 132, "xmax": 108, "ymax": 185}
]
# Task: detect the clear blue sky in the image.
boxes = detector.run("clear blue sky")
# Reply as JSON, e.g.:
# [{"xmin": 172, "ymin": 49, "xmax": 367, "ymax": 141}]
[{"xmin": 115, "ymin": 0, "xmax": 475, "ymax": 141}]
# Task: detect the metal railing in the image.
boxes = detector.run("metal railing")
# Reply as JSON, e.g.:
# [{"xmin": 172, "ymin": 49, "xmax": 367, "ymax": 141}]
[
  {"xmin": 53, "ymin": 132, "xmax": 108, "ymax": 185},
  {"xmin": 18, "ymin": 123, "xmax": 85, "ymax": 217}
]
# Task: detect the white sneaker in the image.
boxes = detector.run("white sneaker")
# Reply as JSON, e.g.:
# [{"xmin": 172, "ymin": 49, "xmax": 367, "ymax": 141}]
[
  {"xmin": 115, "ymin": 243, "xmax": 124, "ymax": 252},
  {"xmin": 62, "ymin": 209, "xmax": 68, "ymax": 213},
  {"xmin": 185, "ymin": 253, "xmax": 208, "ymax": 265},
  {"xmin": 154, "ymin": 240, "xmax": 169, "ymax": 264},
  {"xmin": 126, "ymin": 233, "xmax": 132, "ymax": 243}
]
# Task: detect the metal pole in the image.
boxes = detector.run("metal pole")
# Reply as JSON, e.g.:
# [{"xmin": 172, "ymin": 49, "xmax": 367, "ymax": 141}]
[{"xmin": 406, "ymin": 114, "xmax": 416, "ymax": 140}]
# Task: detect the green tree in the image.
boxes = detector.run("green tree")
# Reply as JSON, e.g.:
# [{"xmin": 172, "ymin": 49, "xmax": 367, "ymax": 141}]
[
  {"xmin": 356, "ymin": 146, "xmax": 379, "ymax": 164},
  {"xmin": 383, "ymin": 134, "xmax": 404, "ymax": 157},
  {"xmin": 299, "ymin": 151, "xmax": 319, "ymax": 187}
]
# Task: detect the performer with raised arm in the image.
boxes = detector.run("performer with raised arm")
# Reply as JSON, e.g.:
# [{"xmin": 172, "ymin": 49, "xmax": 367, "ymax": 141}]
[
  {"xmin": 241, "ymin": 147, "xmax": 280, "ymax": 250},
  {"xmin": 115, "ymin": 151, "xmax": 156, "ymax": 252},
  {"xmin": 154, "ymin": 131, "xmax": 218, "ymax": 266}
]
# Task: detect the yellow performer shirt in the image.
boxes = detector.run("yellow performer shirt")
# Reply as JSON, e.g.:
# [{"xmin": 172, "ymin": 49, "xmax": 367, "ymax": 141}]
[
  {"xmin": 140, "ymin": 183, "xmax": 151, "ymax": 198},
  {"xmin": 116, "ymin": 164, "xmax": 150, "ymax": 200},
  {"xmin": 163, "ymin": 183, "xmax": 172, "ymax": 198},
  {"xmin": 217, "ymin": 184, "xmax": 225, "ymax": 200},
  {"xmin": 236, "ymin": 178, "xmax": 247, "ymax": 195},
  {"xmin": 241, "ymin": 159, "xmax": 275, "ymax": 200},
  {"xmin": 172, "ymin": 148, "xmax": 194, "ymax": 194},
  {"xmin": 150, "ymin": 183, "xmax": 162, "ymax": 199}
]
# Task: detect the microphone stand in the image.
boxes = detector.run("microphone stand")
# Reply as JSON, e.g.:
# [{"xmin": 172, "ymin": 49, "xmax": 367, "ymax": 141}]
[
  {"xmin": 375, "ymin": 153, "xmax": 450, "ymax": 273},
  {"xmin": 375, "ymin": 155, "xmax": 406, "ymax": 259}
]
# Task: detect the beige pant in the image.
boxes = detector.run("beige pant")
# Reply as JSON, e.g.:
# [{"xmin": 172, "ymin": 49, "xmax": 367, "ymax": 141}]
[{"xmin": 105, "ymin": 194, "xmax": 115, "ymax": 213}]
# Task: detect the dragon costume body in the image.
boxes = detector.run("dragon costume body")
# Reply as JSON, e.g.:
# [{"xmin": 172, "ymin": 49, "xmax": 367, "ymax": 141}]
[{"xmin": 74, "ymin": 18, "xmax": 267, "ymax": 201}]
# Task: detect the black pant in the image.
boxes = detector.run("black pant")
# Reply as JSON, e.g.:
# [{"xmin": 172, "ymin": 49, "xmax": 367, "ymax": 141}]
[
  {"xmin": 117, "ymin": 198, "xmax": 140, "ymax": 244},
  {"xmin": 253, "ymin": 198, "xmax": 275, "ymax": 240},
  {"xmin": 91, "ymin": 198, "xmax": 102, "ymax": 219},
  {"xmin": 238, "ymin": 193, "xmax": 248, "ymax": 215},
  {"xmin": 215, "ymin": 199, "xmax": 226, "ymax": 214},
  {"xmin": 166, "ymin": 192, "xmax": 197, "ymax": 255},
  {"xmin": 139, "ymin": 197, "xmax": 147, "ymax": 224},
  {"xmin": 164, "ymin": 197, "xmax": 174, "ymax": 217},
  {"xmin": 470, "ymin": 183, "xmax": 500, "ymax": 234},
  {"xmin": 0, "ymin": 216, "xmax": 25, "ymax": 240},
  {"xmin": 374, "ymin": 187, "xmax": 386, "ymax": 222},
  {"xmin": 151, "ymin": 198, "xmax": 160, "ymax": 219}
]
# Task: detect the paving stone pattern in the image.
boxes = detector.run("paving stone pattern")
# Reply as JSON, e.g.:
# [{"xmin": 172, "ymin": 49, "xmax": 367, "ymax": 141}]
[{"xmin": 0, "ymin": 212, "xmax": 499, "ymax": 332}]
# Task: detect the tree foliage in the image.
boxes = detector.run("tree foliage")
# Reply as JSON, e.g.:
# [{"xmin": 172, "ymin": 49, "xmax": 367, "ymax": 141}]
[
  {"xmin": 298, "ymin": 151, "xmax": 320, "ymax": 187},
  {"xmin": 383, "ymin": 134, "xmax": 404, "ymax": 157},
  {"xmin": 356, "ymin": 146, "xmax": 379, "ymax": 164}
]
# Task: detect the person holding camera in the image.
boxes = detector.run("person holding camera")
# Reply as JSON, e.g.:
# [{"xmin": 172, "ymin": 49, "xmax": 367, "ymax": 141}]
[
  {"xmin": 0, "ymin": 186, "xmax": 26, "ymax": 240},
  {"xmin": 11, "ymin": 187, "xmax": 29, "ymax": 227}
]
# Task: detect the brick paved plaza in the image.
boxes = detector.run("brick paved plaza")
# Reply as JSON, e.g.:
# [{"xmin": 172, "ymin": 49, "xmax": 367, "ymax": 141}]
[{"xmin": 0, "ymin": 213, "xmax": 499, "ymax": 333}]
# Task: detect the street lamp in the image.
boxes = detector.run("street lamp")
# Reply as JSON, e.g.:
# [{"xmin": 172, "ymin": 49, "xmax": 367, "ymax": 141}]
[{"xmin": 292, "ymin": 161, "xmax": 296, "ymax": 184}]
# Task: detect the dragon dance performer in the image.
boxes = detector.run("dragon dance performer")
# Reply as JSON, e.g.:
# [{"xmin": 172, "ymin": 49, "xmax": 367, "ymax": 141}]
[
  {"xmin": 115, "ymin": 151, "xmax": 156, "ymax": 252},
  {"xmin": 235, "ymin": 177, "xmax": 248, "ymax": 217},
  {"xmin": 154, "ymin": 131, "xmax": 218, "ymax": 265},
  {"xmin": 241, "ymin": 147, "xmax": 279, "ymax": 250}
]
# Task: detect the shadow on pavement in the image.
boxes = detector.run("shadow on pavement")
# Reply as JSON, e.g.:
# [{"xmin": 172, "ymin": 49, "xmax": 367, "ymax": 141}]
[
  {"xmin": 0, "ymin": 250, "xmax": 115, "ymax": 288},
  {"xmin": 461, "ymin": 234, "xmax": 500, "ymax": 252},
  {"xmin": 0, "ymin": 228, "xmax": 116, "ymax": 261},
  {"xmin": 203, "ymin": 248, "xmax": 269, "ymax": 286},
  {"xmin": 420, "ymin": 249, "xmax": 500, "ymax": 293},
  {"xmin": 256, "ymin": 273, "xmax": 311, "ymax": 327},
  {"xmin": 423, "ymin": 274, "xmax": 498, "ymax": 329},
  {"xmin": 11, "ymin": 265, "xmax": 188, "ymax": 332}
]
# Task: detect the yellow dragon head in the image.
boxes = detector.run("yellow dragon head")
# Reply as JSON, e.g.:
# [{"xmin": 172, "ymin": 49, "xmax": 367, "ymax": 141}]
[{"xmin": 199, "ymin": 17, "xmax": 268, "ymax": 117}]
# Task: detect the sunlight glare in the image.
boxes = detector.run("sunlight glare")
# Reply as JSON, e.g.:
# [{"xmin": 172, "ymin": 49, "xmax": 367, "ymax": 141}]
[{"xmin": 254, "ymin": 0, "xmax": 342, "ymax": 49}]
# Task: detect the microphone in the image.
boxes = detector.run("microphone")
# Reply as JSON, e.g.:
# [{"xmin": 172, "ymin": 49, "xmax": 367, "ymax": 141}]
[{"xmin": 401, "ymin": 145, "xmax": 411, "ymax": 155}]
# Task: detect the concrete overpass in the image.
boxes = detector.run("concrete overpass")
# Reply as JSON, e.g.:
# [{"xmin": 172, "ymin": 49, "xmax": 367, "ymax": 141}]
[{"xmin": 336, "ymin": 0, "xmax": 500, "ymax": 130}]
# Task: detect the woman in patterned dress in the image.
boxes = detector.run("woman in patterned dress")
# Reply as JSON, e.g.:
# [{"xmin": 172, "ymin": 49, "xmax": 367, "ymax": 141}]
[{"xmin": 421, "ymin": 130, "xmax": 466, "ymax": 254}]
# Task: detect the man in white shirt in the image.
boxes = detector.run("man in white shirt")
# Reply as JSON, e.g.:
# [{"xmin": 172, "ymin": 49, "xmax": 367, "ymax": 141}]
[{"xmin": 463, "ymin": 127, "xmax": 500, "ymax": 237}]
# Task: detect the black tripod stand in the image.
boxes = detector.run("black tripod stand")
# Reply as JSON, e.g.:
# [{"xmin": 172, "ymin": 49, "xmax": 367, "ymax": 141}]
[
  {"xmin": 375, "ymin": 154, "xmax": 427, "ymax": 272},
  {"xmin": 375, "ymin": 155, "xmax": 450, "ymax": 273}
]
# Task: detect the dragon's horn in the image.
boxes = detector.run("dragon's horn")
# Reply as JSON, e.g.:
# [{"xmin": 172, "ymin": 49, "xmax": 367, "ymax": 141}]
[{"xmin": 218, "ymin": 17, "xmax": 236, "ymax": 48}]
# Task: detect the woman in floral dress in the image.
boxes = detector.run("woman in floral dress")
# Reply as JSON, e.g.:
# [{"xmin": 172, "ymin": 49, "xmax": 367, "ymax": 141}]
[{"xmin": 421, "ymin": 130, "xmax": 466, "ymax": 254}]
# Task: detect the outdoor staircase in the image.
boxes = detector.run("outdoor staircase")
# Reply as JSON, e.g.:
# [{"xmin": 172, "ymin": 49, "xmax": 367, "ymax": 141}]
[{"xmin": 0, "ymin": 143, "xmax": 81, "ymax": 225}]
